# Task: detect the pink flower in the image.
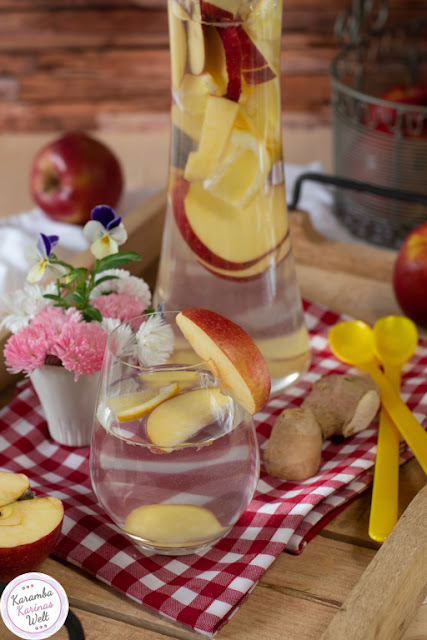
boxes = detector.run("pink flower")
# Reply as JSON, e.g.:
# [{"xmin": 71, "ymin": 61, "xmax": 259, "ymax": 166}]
[
  {"xmin": 4, "ymin": 324, "xmax": 57, "ymax": 375},
  {"xmin": 32, "ymin": 306, "xmax": 82, "ymax": 333},
  {"xmin": 92, "ymin": 293, "xmax": 145, "ymax": 323},
  {"xmin": 53, "ymin": 322, "xmax": 108, "ymax": 380}
]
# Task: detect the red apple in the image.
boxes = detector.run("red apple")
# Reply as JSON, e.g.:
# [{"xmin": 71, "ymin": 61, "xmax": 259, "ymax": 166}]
[
  {"xmin": 0, "ymin": 471, "xmax": 64, "ymax": 581},
  {"xmin": 367, "ymin": 85, "xmax": 427, "ymax": 137},
  {"xmin": 176, "ymin": 308, "xmax": 271, "ymax": 414},
  {"xmin": 29, "ymin": 131, "xmax": 124, "ymax": 225},
  {"xmin": 393, "ymin": 221, "xmax": 427, "ymax": 329}
]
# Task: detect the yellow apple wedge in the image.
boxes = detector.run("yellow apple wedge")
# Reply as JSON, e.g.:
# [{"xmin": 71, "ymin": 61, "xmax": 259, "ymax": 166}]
[
  {"xmin": 184, "ymin": 95, "xmax": 239, "ymax": 181},
  {"xmin": 109, "ymin": 383, "xmax": 181, "ymax": 423},
  {"xmin": 176, "ymin": 308, "xmax": 271, "ymax": 414},
  {"xmin": 146, "ymin": 387, "xmax": 231, "ymax": 447},
  {"xmin": 0, "ymin": 471, "xmax": 30, "ymax": 508},
  {"xmin": 168, "ymin": 9, "xmax": 187, "ymax": 89},
  {"xmin": 0, "ymin": 496, "xmax": 64, "ymax": 582},
  {"xmin": 187, "ymin": 19, "xmax": 206, "ymax": 75},
  {"xmin": 123, "ymin": 504, "xmax": 227, "ymax": 545}
]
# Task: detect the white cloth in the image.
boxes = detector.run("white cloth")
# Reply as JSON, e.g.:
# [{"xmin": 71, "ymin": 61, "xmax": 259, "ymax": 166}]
[{"xmin": 0, "ymin": 165, "xmax": 359, "ymax": 305}]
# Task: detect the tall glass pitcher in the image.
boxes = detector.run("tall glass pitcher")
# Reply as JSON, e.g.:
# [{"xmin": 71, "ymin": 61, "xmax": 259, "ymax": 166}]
[{"xmin": 154, "ymin": 0, "xmax": 311, "ymax": 395}]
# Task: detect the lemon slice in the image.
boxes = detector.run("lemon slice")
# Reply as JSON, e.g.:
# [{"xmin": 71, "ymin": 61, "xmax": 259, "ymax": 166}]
[{"xmin": 109, "ymin": 383, "xmax": 181, "ymax": 423}]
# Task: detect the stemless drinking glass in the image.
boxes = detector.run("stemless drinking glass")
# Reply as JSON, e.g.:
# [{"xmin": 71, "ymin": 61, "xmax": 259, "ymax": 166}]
[{"xmin": 90, "ymin": 311, "xmax": 260, "ymax": 555}]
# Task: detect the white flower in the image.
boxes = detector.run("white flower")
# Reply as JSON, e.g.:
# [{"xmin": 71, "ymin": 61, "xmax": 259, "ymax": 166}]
[
  {"xmin": 90, "ymin": 269, "xmax": 151, "ymax": 308},
  {"xmin": 0, "ymin": 282, "xmax": 56, "ymax": 333},
  {"xmin": 135, "ymin": 314, "xmax": 174, "ymax": 366},
  {"xmin": 83, "ymin": 206, "xmax": 127, "ymax": 260},
  {"xmin": 106, "ymin": 320, "xmax": 136, "ymax": 359}
]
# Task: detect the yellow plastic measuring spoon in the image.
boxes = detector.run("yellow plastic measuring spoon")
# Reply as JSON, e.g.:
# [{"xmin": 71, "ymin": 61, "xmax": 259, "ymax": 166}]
[
  {"xmin": 329, "ymin": 320, "xmax": 427, "ymax": 476},
  {"xmin": 369, "ymin": 316, "xmax": 418, "ymax": 542}
]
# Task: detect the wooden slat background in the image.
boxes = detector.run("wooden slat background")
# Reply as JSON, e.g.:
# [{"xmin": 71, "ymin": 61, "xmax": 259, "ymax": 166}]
[{"xmin": 0, "ymin": 0, "xmax": 425, "ymax": 132}]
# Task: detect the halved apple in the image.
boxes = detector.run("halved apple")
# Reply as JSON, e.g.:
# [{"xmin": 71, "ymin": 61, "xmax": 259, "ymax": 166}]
[
  {"xmin": 146, "ymin": 386, "xmax": 231, "ymax": 447},
  {"xmin": 176, "ymin": 308, "xmax": 271, "ymax": 414},
  {"xmin": 0, "ymin": 471, "xmax": 30, "ymax": 508},
  {"xmin": 109, "ymin": 382, "xmax": 181, "ymax": 423},
  {"xmin": 173, "ymin": 177, "xmax": 288, "ymax": 268},
  {"xmin": 0, "ymin": 496, "xmax": 64, "ymax": 582},
  {"xmin": 123, "ymin": 503, "xmax": 227, "ymax": 544}
]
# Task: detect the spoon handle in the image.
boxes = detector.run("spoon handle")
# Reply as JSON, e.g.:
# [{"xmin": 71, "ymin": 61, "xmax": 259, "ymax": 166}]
[
  {"xmin": 368, "ymin": 365, "xmax": 401, "ymax": 542},
  {"xmin": 363, "ymin": 362, "xmax": 427, "ymax": 476}
]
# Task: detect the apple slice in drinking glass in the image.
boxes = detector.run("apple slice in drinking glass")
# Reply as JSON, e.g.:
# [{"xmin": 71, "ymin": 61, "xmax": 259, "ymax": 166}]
[
  {"xmin": 123, "ymin": 503, "xmax": 227, "ymax": 544},
  {"xmin": 146, "ymin": 386, "xmax": 232, "ymax": 447},
  {"xmin": 0, "ymin": 471, "xmax": 30, "ymax": 508},
  {"xmin": 176, "ymin": 308, "xmax": 271, "ymax": 414}
]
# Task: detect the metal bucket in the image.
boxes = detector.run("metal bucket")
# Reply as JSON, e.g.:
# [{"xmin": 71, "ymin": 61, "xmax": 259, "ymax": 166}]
[{"xmin": 330, "ymin": 19, "xmax": 427, "ymax": 248}]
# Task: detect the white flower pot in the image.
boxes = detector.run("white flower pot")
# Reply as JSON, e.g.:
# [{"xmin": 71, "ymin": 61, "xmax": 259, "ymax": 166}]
[{"xmin": 30, "ymin": 366, "xmax": 100, "ymax": 447}]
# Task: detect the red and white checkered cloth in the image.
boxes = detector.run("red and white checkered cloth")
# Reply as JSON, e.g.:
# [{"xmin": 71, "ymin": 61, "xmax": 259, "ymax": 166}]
[{"xmin": 1, "ymin": 300, "xmax": 426, "ymax": 636}]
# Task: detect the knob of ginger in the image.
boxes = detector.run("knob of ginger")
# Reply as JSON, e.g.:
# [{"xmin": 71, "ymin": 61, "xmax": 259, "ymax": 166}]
[{"xmin": 264, "ymin": 374, "xmax": 381, "ymax": 481}]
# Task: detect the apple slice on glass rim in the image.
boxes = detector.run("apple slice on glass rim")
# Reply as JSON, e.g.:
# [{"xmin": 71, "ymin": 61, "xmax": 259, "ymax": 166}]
[{"xmin": 176, "ymin": 308, "xmax": 271, "ymax": 415}]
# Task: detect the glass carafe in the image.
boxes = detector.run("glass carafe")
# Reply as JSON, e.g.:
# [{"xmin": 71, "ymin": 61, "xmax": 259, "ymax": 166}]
[{"xmin": 154, "ymin": 0, "xmax": 311, "ymax": 395}]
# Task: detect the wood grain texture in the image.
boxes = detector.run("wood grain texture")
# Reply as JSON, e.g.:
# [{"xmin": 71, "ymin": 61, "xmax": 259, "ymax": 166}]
[
  {"xmin": 319, "ymin": 483, "xmax": 427, "ymax": 640},
  {"xmin": 0, "ymin": 0, "xmax": 425, "ymax": 132}
]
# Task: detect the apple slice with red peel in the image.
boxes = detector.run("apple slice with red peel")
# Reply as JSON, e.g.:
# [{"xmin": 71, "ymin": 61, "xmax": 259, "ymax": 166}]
[
  {"xmin": 176, "ymin": 309, "xmax": 271, "ymax": 414},
  {"xmin": 0, "ymin": 496, "xmax": 64, "ymax": 582},
  {"xmin": 197, "ymin": 229, "xmax": 291, "ymax": 281},
  {"xmin": 173, "ymin": 177, "xmax": 288, "ymax": 268},
  {"xmin": 0, "ymin": 471, "xmax": 30, "ymax": 508},
  {"xmin": 237, "ymin": 25, "xmax": 270, "ymax": 72},
  {"xmin": 146, "ymin": 387, "xmax": 231, "ymax": 447},
  {"xmin": 124, "ymin": 503, "xmax": 227, "ymax": 544},
  {"xmin": 217, "ymin": 26, "xmax": 242, "ymax": 101}
]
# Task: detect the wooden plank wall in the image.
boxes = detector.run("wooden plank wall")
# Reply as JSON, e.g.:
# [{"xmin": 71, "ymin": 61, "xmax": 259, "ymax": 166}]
[{"xmin": 0, "ymin": 0, "xmax": 425, "ymax": 133}]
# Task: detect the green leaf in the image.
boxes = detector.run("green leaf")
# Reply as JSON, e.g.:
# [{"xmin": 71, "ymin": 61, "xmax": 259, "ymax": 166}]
[
  {"xmin": 43, "ymin": 293, "xmax": 63, "ymax": 302},
  {"xmin": 65, "ymin": 291, "xmax": 88, "ymax": 306},
  {"xmin": 93, "ymin": 275, "xmax": 120, "ymax": 287},
  {"xmin": 94, "ymin": 252, "xmax": 141, "ymax": 273},
  {"xmin": 82, "ymin": 307, "xmax": 102, "ymax": 322}
]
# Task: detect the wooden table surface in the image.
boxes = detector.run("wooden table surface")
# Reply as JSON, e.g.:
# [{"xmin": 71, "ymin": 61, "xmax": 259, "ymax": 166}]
[{"xmin": 0, "ymin": 130, "xmax": 426, "ymax": 640}]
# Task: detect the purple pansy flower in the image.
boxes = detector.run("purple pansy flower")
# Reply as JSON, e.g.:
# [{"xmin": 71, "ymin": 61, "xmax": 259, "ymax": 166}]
[{"xmin": 83, "ymin": 205, "xmax": 127, "ymax": 259}]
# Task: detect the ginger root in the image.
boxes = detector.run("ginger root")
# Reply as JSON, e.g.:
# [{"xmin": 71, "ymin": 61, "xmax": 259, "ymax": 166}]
[
  {"xmin": 264, "ymin": 374, "xmax": 381, "ymax": 481},
  {"xmin": 302, "ymin": 374, "xmax": 381, "ymax": 439},
  {"xmin": 264, "ymin": 407, "xmax": 323, "ymax": 482}
]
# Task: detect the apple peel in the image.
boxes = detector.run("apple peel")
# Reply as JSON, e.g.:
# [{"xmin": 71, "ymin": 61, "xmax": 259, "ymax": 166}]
[{"xmin": 176, "ymin": 308, "xmax": 271, "ymax": 414}]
